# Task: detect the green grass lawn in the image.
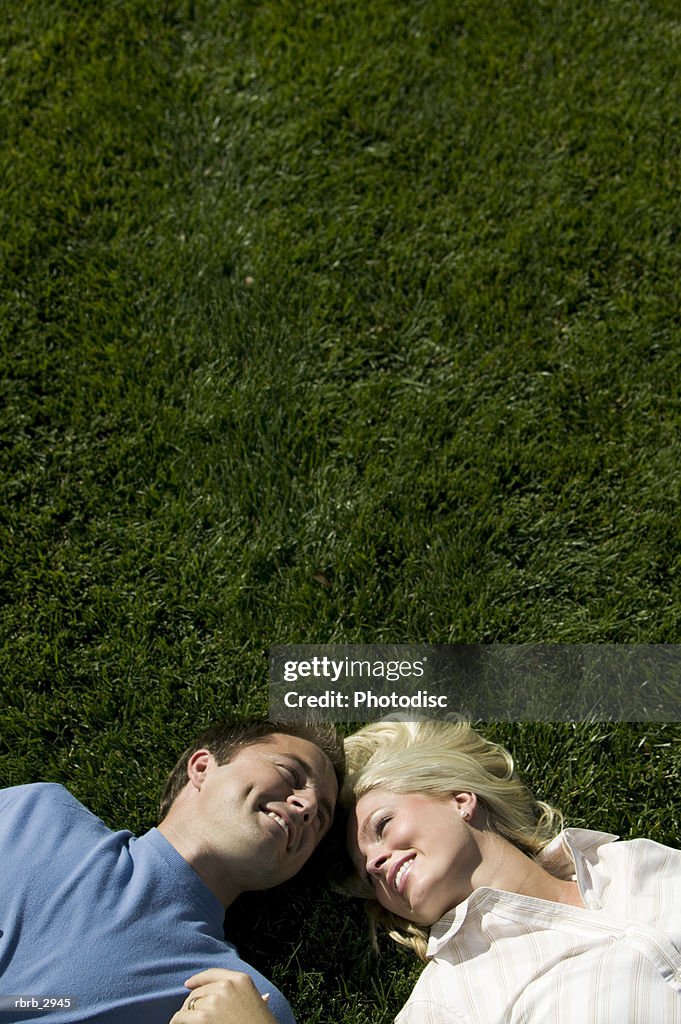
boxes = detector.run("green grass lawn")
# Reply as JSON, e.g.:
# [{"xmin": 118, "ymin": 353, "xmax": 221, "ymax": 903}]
[{"xmin": 1, "ymin": 1, "xmax": 680, "ymax": 1021}]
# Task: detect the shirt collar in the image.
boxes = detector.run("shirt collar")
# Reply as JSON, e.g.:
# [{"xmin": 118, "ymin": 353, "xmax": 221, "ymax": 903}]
[{"xmin": 426, "ymin": 827, "xmax": 619, "ymax": 958}]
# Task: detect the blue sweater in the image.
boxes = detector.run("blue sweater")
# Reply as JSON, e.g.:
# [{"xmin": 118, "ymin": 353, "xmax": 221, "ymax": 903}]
[{"xmin": 0, "ymin": 784, "xmax": 295, "ymax": 1024}]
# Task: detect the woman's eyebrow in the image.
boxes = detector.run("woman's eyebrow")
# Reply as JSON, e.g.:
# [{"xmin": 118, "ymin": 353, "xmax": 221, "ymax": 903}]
[{"xmin": 358, "ymin": 807, "xmax": 381, "ymax": 839}]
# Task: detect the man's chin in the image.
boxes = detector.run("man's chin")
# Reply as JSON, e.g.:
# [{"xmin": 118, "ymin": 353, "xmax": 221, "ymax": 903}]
[{"xmin": 245, "ymin": 848, "xmax": 303, "ymax": 890}]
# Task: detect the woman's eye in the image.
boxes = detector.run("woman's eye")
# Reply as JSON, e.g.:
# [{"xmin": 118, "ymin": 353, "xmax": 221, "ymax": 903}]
[{"xmin": 374, "ymin": 815, "xmax": 391, "ymax": 838}]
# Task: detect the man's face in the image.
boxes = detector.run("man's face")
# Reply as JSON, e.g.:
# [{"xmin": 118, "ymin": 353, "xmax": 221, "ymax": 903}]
[{"xmin": 187, "ymin": 733, "xmax": 338, "ymax": 892}]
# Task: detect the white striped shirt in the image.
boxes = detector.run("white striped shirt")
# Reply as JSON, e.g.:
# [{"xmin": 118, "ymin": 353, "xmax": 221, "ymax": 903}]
[{"xmin": 396, "ymin": 829, "xmax": 681, "ymax": 1024}]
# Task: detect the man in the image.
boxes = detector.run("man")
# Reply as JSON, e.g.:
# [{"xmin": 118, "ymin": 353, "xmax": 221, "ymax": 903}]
[{"xmin": 0, "ymin": 720, "xmax": 343, "ymax": 1024}]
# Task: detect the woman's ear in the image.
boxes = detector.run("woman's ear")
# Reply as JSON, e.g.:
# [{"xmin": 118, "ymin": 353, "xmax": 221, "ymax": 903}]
[{"xmin": 451, "ymin": 791, "xmax": 478, "ymax": 823}]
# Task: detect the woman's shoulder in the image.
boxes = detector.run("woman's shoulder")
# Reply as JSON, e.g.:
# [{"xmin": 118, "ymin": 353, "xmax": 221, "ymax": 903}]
[{"xmin": 395, "ymin": 959, "xmax": 473, "ymax": 1024}]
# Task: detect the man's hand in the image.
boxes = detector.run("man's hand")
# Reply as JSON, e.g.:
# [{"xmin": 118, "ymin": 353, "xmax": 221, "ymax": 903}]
[{"xmin": 169, "ymin": 969, "xmax": 277, "ymax": 1023}]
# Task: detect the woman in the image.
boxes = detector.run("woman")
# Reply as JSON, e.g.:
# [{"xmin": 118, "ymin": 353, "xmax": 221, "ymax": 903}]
[{"xmin": 341, "ymin": 718, "xmax": 681, "ymax": 1023}]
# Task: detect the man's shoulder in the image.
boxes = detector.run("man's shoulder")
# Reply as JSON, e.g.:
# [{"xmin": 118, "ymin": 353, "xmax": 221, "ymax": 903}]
[
  {"xmin": 0, "ymin": 782, "xmax": 94, "ymax": 818},
  {"xmin": 1, "ymin": 781, "xmax": 68, "ymax": 802}
]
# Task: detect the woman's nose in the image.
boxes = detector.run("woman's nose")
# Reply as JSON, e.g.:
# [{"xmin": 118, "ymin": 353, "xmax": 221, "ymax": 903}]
[{"xmin": 366, "ymin": 848, "xmax": 389, "ymax": 876}]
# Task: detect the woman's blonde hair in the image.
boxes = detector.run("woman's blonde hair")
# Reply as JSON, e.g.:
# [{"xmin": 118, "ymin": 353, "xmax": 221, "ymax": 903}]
[{"xmin": 340, "ymin": 718, "xmax": 562, "ymax": 961}]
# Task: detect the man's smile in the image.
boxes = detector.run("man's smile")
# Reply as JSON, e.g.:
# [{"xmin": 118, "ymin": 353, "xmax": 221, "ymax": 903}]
[{"xmin": 263, "ymin": 808, "xmax": 292, "ymax": 848}]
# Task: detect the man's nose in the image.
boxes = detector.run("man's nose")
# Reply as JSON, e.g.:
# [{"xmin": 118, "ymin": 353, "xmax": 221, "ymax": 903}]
[{"xmin": 287, "ymin": 789, "xmax": 318, "ymax": 823}]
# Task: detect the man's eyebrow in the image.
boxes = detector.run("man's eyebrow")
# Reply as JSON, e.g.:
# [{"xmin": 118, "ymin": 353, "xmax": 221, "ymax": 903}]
[{"xmin": 284, "ymin": 753, "xmax": 336, "ymax": 822}]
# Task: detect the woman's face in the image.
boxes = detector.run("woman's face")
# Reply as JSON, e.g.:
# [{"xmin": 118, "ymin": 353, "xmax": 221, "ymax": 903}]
[{"xmin": 347, "ymin": 787, "xmax": 481, "ymax": 926}]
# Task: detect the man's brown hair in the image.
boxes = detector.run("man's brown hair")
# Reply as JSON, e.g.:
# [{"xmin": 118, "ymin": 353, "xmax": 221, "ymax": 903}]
[{"xmin": 159, "ymin": 719, "xmax": 345, "ymax": 820}]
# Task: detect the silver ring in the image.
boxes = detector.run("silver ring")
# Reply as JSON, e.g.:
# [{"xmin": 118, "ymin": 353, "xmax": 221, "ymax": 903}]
[{"xmin": 187, "ymin": 996, "xmax": 199, "ymax": 1011}]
